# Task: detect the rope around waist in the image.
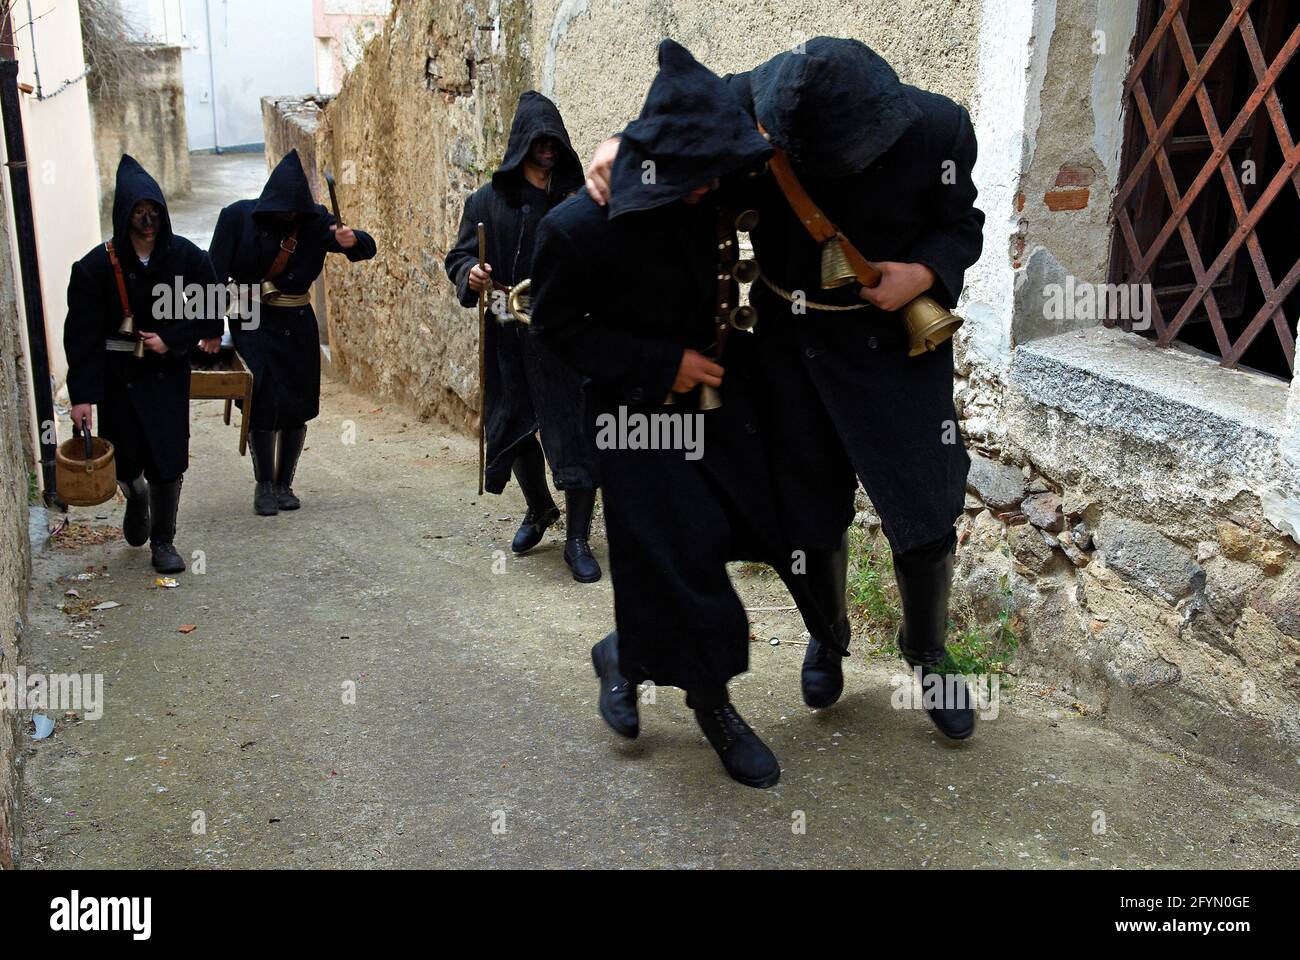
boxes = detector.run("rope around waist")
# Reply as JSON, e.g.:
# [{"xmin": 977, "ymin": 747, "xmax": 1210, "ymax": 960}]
[{"xmin": 759, "ymin": 275, "xmax": 871, "ymax": 312}]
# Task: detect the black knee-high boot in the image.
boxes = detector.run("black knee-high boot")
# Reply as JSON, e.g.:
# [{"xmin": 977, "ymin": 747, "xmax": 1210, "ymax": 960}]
[
  {"xmin": 118, "ymin": 475, "xmax": 150, "ymax": 547},
  {"xmin": 148, "ymin": 477, "xmax": 185, "ymax": 574},
  {"xmin": 563, "ymin": 487, "xmax": 601, "ymax": 583},
  {"xmin": 510, "ymin": 439, "xmax": 559, "ymax": 553},
  {"xmin": 275, "ymin": 425, "xmax": 307, "ymax": 510},
  {"xmin": 249, "ymin": 429, "xmax": 278, "ymax": 516},
  {"xmin": 893, "ymin": 529, "xmax": 975, "ymax": 740},
  {"xmin": 800, "ymin": 530, "xmax": 852, "ymax": 708}
]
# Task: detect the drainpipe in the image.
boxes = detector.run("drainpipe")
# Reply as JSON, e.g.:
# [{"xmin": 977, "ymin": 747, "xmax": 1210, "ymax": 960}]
[
  {"xmin": 0, "ymin": 12, "xmax": 60, "ymax": 508},
  {"xmin": 204, "ymin": 0, "xmax": 221, "ymax": 153}
]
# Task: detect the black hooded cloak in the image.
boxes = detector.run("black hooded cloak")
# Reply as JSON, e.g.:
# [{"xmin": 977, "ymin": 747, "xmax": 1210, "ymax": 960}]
[
  {"xmin": 209, "ymin": 149, "xmax": 376, "ymax": 429},
  {"xmin": 444, "ymin": 91, "xmax": 595, "ymax": 493},
  {"xmin": 726, "ymin": 37, "xmax": 986, "ymax": 555},
  {"xmin": 531, "ymin": 40, "xmax": 835, "ymax": 691},
  {"xmin": 64, "ymin": 155, "xmax": 221, "ymax": 482}
]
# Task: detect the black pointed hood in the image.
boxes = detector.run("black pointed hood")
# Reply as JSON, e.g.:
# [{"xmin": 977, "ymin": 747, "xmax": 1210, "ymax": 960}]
[
  {"xmin": 111, "ymin": 154, "xmax": 172, "ymax": 252},
  {"xmin": 609, "ymin": 39, "xmax": 772, "ymax": 218},
  {"xmin": 252, "ymin": 150, "xmax": 319, "ymax": 218},
  {"xmin": 749, "ymin": 36, "xmax": 921, "ymax": 178},
  {"xmin": 492, "ymin": 91, "xmax": 583, "ymax": 197}
]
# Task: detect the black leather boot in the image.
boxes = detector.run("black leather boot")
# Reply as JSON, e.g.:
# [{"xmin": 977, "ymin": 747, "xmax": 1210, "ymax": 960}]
[
  {"xmin": 510, "ymin": 440, "xmax": 559, "ymax": 553},
  {"xmin": 893, "ymin": 530, "xmax": 975, "ymax": 740},
  {"xmin": 800, "ymin": 530, "xmax": 852, "ymax": 708},
  {"xmin": 590, "ymin": 632, "xmax": 639, "ymax": 738},
  {"xmin": 249, "ymin": 429, "xmax": 279, "ymax": 516},
  {"xmin": 688, "ymin": 688, "xmax": 781, "ymax": 788},
  {"xmin": 118, "ymin": 475, "xmax": 150, "ymax": 547},
  {"xmin": 274, "ymin": 425, "xmax": 307, "ymax": 510},
  {"xmin": 563, "ymin": 487, "xmax": 602, "ymax": 583},
  {"xmin": 148, "ymin": 477, "xmax": 185, "ymax": 574}
]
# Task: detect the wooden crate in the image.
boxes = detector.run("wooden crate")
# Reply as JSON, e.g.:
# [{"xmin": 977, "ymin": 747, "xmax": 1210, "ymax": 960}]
[{"xmin": 190, "ymin": 348, "xmax": 254, "ymax": 455}]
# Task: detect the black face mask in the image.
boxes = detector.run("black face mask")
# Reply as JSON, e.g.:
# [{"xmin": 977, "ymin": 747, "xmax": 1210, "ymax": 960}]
[
  {"xmin": 131, "ymin": 206, "xmax": 160, "ymax": 236},
  {"xmin": 528, "ymin": 138, "xmax": 558, "ymax": 170}
]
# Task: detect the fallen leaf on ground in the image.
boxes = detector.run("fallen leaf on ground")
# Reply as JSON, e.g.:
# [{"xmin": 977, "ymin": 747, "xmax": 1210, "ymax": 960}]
[
  {"xmin": 51, "ymin": 522, "xmax": 122, "ymax": 549},
  {"xmin": 178, "ymin": 624, "xmax": 197, "ymax": 634}
]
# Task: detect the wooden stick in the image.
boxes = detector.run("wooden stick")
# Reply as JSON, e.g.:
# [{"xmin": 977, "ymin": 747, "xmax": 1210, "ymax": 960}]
[{"xmin": 476, "ymin": 222, "xmax": 487, "ymax": 497}]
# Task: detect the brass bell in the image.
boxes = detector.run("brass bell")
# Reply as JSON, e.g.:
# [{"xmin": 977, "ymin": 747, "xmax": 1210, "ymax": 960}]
[
  {"xmin": 729, "ymin": 304, "xmax": 757, "ymax": 332},
  {"xmin": 699, "ymin": 384, "xmax": 722, "ymax": 410},
  {"xmin": 508, "ymin": 278, "xmax": 532, "ymax": 324},
  {"xmin": 820, "ymin": 236, "xmax": 857, "ymax": 289},
  {"xmin": 902, "ymin": 295, "xmax": 964, "ymax": 357},
  {"xmin": 731, "ymin": 259, "xmax": 759, "ymax": 284},
  {"xmin": 118, "ymin": 312, "xmax": 145, "ymax": 359},
  {"xmin": 735, "ymin": 209, "xmax": 760, "ymax": 233}
]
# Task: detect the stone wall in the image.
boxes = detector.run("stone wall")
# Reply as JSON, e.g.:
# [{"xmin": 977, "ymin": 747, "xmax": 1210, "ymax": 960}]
[
  {"xmin": 305, "ymin": 0, "xmax": 535, "ymax": 430},
  {"xmin": 90, "ymin": 44, "xmax": 191, "ymax": 225},
  {"xmin": 950, "ymin": 0, "xmax": 1300, "ymax": 789},
  {"xmin": 0, "ymin": 184, "xmax": 32, "ymax": 870}
]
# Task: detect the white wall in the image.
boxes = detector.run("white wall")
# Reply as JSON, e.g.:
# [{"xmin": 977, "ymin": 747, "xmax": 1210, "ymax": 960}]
[
  {"xmin": 118, "ymin": 0, "xmax": 187, "ymax": 40},
  {"xmin": 4, "ymin": 0, "xmax": 103, "ymax": 396},
  {"xmin": 121, "ymin": 0, "xmax": 317, "ymax": 151}
]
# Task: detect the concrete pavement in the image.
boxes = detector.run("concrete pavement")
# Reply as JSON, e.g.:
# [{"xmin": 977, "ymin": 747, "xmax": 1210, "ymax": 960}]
[
  {"xmin": 18, "ymin": 379, "xmax": 1300, "ymax": 868},
  {"xmin": 21, "ymin": 146, "xmax": 1300, "ymax": 869}
]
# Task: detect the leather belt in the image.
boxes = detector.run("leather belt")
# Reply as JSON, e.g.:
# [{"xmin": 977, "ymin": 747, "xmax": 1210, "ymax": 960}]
[{"xmin": 257, "ymin": 281, "xmax": 312, "ymax": 308}]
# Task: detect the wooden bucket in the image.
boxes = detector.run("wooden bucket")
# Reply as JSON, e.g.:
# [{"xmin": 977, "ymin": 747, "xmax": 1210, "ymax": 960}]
[{"xmin": 55, "ymin": 429, "xmax": 117, "ymax": 507}]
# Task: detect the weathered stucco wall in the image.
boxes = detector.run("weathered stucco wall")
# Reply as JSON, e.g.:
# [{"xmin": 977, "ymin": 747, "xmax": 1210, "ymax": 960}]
[
  {"xmin": 90, "ymin": 44, "xmax": 192, "ymax": 225},
  {"xmin": 0, "ymin": 184, "xmax": 31, "ymax": 870},
  {"xmin": 533, "ymin": 0, "xmax": 980, "ymax": 163},
  {"xmin": 282, "ymin": 0, "xmax": 980, "ymax": 427}
]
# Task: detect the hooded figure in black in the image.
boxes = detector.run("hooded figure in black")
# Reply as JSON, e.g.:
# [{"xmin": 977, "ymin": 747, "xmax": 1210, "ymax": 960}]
[
  {"xmin": 728, "ymin": 38, "xmax": 985, "ymax": 737},
  {"xmin": 586, "ymin": 38, "xmax": 987, "ymax": 739},
  {"xmin": 64, "ymin": 155, "xmax": 222, "ymax": 573},
  {"xmin": 209, "ymin": 150, "xmax": 376, "ymax": 516},
  {"xmin": 531, "ymin": 40, "xmax": 836, "ymax": 789},
  {"xmin": 444, "ymin": 91, "xmax": 601, "ymax": 583}
]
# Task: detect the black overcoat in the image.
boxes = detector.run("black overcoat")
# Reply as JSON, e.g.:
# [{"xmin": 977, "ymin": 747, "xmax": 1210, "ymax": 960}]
[
  {"xmin": 64, "ymin": 155, "xmax": 221, "ymax": 482},
  {"xmin": 531, "ymin": 41, "xmax": 834, "ymax": 690},
  {"xmin": 444, "ymin": 91, "xmax": 595, "ymax": 493},
  {"xmin": 724, "ymin": 37, "xmax": 986, "ymax": 554},
  {"xmin": 209, "ymin": 150, "xmax": 376, "ymax": 430}
]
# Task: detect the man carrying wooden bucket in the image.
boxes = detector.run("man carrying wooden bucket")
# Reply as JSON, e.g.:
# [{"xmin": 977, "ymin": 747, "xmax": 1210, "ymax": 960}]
[{"xmin": 63, "ymin": 155, "xmax": 222, "ymax": 573}]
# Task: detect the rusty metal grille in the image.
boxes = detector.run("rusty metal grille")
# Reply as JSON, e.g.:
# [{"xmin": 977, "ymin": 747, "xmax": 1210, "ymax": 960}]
[{"xmin": 1110, "ymin": 0, "xmax": 1299, "ymax": 377}]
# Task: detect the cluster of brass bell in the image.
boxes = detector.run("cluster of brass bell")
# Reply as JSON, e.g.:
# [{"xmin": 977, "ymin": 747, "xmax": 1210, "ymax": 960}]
[
  {"xmin": 695, "ymin": 208, "xmax": 763, "ymax": 411},
  {"xmin": 117, "ymin": 311, "xmax": 147, "ymax": 359},
  {"xmin": 819, "ymin": 235, "xmax": 963, "ymax": 358},
  {"xmin": 507, "ymin": 278, "xmax": 533, "ymax": 325},
  {"xmin": 727, "ymin": 258, "xmax": 760, "ymax": 334}
]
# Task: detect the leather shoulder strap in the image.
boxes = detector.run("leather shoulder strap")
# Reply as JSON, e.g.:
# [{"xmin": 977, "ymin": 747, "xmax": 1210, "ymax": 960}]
[
  {"xmin": 103, "ymin": 241, "xmax": 133, "ymax": 319},
  {"xmin": 763, "ymin": 139, "xmax": 882, "ymax": 288},
  {"xmin": 264, "ymin": 225, "xmax": 300, "ymax": 283}
]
